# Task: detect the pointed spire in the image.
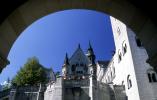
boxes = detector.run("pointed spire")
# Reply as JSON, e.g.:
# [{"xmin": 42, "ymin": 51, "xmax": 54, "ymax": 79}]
[
  {"xmin": 88, "ymin": 41, "xmax": 93, "ymax": 52},
  {"xmin": 87, "ymin": 41, "xmax": 96, "ymax": 64},
  {"xmin": 64, "ymin": 53, "xmax": 69, "ymax": 65},
  {"xmin": 78, "ymin": 43, "xmax": 81, "ymax": 49},
  {"xmin": 89, "ymin": 41, "xmax": 92, "ymax": 49}
]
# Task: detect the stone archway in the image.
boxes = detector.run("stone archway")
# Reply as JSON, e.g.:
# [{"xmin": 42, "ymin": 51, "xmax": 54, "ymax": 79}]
[{"xmin": 0, "ymin": 0, "xmax": 157, "ymax": 72}]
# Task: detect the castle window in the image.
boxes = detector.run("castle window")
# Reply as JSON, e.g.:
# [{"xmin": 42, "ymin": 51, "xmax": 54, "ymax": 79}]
[
  {"xmin": 147, "ymin": 69, "xmax": 157, "ymax": 82},
  {"xmin": 122, "ymin": 81, "xmax": 125, "ymax": 90},
  {"xmin": 122, "ymin": 81, "xmax": 124, "ymax": 85},
  {"xmin": 136, "ymin": 37, "xmax": 142, "ymax": 47},
  {"xmin": 118, "ymin": 50, "xmax": 122, "ymax": 63},
  {"xmin": 152, "ymin": 73, "xmax": 157, "ymax": 82},
  {"xmin": 113, "ymin": 66, "xmax": 115, "ymax": 74},
  {"xmin": 127, "ymin": 75, "xmax": 132, "ymax": 89},
  {"xmin": 76, "ymin": 63, "xmax": 79, "ymax": 66},
  {"xmin": 80, "ymin": 63, "xmax": 84, "ymax": 66},
  {"xmin": 122, "ymin": 41, "xmax": 127, "ymax": 55},
  {"xmin": 77, "ymin": 71, "xmax": 83, "ymax": 74},
  {"xmin": 117, "ymin": 27, "xmax": 121, "ymax": 35},
  {"xmin": 72, "ymin": 65, "xmax": 76, "ymax": 72},
  {"xmin": 84, "ymin": 66, "xmax": 88, "ymax": 72},
  {"xmin": 148, "ymin": 73, "xmax": 152, "ymax": 82}
]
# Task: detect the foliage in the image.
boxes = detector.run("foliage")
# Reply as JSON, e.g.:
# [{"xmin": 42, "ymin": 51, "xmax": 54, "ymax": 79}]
[
  {"xmin": 12, "ymin": 57, "xmax": 47, "ymax": 86},
  {"xmin": 55, "ymin": 71, "xmax": 60, "ymax": 78}
]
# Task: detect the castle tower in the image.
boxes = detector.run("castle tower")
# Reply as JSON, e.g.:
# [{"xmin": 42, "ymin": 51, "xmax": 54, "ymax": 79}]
[
  {"xmin": 87, "ymin": 41, "xmax": 96, "ymax": 65},
  {"xmin": 62, "ymin": 53, "xmax": 69, "ymax": 79},
  {"xmin": 110, "ymin": 16, "xmax": 157, "ymax": 100},
  {"xmin": 86, "ymin": 42, "xmax": 97, "ymax": 100},
  {"xmin": 86, "ymin": 42, "xmax": 97, "ymax": 80}
]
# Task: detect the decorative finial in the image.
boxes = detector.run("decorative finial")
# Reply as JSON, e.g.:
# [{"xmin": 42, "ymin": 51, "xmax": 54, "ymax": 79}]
[
  {"xmin": 64, "ymin": 52, "xmax": 69, "ymax": 65},
  {"xmin": 65, "ymin": 52, "xmax": 68, "ymax": 58},
  {"xmin": 89, "ymin": 40, "xmax": 92, "ymax": 49},
  {"xmin": 78, "ymin": 43, "xmax": 81, "ymax": 48}
]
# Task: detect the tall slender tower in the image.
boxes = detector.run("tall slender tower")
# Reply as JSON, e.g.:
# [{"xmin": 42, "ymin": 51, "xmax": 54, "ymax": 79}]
[
  {"xmin": 62, "ymin": 53, "xmax": 69, "ymax": 79},
  {"xmin": 86, "ymin": 42, "xmax": 97, "ymax": 100},
  {"xmin": 87, "ymin": 42, "xmax": 96, "ymax": 79}
]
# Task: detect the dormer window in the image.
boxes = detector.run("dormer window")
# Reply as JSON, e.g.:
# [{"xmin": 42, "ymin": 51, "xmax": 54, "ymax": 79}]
[{"xmin": 147, "ymin": 68, "xmax": 157, "ymax": 82}]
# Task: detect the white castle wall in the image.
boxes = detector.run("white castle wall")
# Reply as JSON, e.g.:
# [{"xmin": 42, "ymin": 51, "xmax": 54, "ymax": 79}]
[
  {"xmin": 109, "ymin": 16, "xmax": 157, "ymax": 100},
  {"xmin": 44, "ymin": 78, "xmax": 62, "ymax": 100},
  {"xmin": 110, "ymin": 16, "xmax": 140, "ymax": 100}
]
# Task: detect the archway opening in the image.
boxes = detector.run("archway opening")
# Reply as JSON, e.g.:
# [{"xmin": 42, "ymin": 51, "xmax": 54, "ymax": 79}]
[{"xmin": 0, "ymin": 9, "xmax": 115, "ymax": 84}]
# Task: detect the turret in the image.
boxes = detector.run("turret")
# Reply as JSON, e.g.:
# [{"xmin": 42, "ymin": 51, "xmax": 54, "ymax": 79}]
[
  {"xmin": 87, "ymin": 42, "xmax": 96, "ymax": 65},
  {"xmin": 62, "ymin": 53, "xmax": 69, "ymax": 78}
]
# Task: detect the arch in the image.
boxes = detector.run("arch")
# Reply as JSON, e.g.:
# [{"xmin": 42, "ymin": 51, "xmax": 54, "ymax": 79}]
[
  {"xmin": 135, "ymin": 36, "xmax": 143, "ymax": 47},
  {"xmin": 147, "ymin": 68, "xmax": 157, "ymax": 82},
  {"xmin": 122, "ymin": 40, "xmax": 127, "ymax": 55},
  {"xmin": 118, "ymin": 50, "xmax": 122, "ymax": 63},
  {"xmin": 127, "ymin": 75, "xmax": 132, "ymax": 89},
  {"xmin": 117, "ymin": 26, "xmax": 121, "ymax": 35},
  {"xmin": 0, "ymin": 0, "xmax": 157, "ymax": 72}
]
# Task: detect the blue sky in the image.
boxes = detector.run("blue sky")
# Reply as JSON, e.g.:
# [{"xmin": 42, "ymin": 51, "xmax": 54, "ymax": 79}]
[{"xmin": 0, "ymin": 9, "xmax": 115, "ymax": 83}]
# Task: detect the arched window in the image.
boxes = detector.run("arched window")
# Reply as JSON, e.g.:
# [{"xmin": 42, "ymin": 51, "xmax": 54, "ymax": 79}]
[
  {"xmin": 117, "ymin": 27, "xmax": 121, "ymax": 35},
  {"xmin": 135, "ymin": 37, "xmax": 142, "ymax": 47},
  {"xmin": 118, "ymin": 50, "xmax": 122, "ymax": 63},
  {"xmin": 122, "ymin": 41, "xmax": 127, "ymax": 55},
  {"xmin": 127, "ymin": 75, "xmax": 132, "ymax": 89},
  {"xmin": 152, "ymin": 73, "xmax": 157, "ymax": 82},
  {"xmin": 147, "ymin": 68, "xmax": 157, "ymax": 82},
  {"xmin": 148, "ymin": 73, "xmax": 152, "ymax": 82},
  {"xmin": 113, "ymin": 66, "xmax": 115, "ymax": 74},
  {"xmin": 112, "ymin": 62, "xmax": 115, "ymax": 75}
]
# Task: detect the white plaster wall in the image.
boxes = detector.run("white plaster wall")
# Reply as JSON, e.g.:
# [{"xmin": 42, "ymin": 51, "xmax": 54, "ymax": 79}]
[
  {"xmin": 110, "ymin": 16, "xmax": 140, "ymax": 100},
  {"xmin": 127, "ymin": 28, "xmax": 156, "ymax": 100},
  {"xmin": 110, "ymin": 16, "xmax": 157, "ymax": 100},
  {"xmin": 96, "ymin": 63, "xmax": 105, "ymax": 82}
]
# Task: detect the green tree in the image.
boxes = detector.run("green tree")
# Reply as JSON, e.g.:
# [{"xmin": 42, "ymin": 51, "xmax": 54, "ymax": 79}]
[
  {"xmin": 55, "ymin": 71, "xmax": 60, "ymax": 78},
  {"xmin": 12, "ymin": 57, "xmax": 47, "ymax": 86}
]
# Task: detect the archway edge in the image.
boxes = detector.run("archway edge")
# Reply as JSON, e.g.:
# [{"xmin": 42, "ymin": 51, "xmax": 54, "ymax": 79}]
[{"xmin": 0, "ymin": 0, "xmax": 157, "ymax": 71}]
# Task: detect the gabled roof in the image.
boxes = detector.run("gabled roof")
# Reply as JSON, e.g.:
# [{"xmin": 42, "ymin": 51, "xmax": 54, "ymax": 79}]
[{"xmin": 69, "ymin": 45, "xmax": 89, "ymax": 64}]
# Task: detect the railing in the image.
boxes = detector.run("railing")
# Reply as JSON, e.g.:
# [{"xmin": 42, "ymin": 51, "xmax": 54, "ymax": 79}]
[
  {"xmin": 0, "ymin": 88, "xmax": 11, "ymax": 98},
  {"xmin": 11, "ymin": 84, "xmax": 46, "ymax": 92},
  {"xmin": 63, "ymin": 79, "xmax": 89, "ymax": 87}
]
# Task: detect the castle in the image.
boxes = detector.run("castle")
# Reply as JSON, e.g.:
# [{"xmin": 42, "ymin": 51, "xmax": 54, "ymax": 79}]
[{"xmin": 44, "ymin": 16, "xmax": 157, "ymax": 100}]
